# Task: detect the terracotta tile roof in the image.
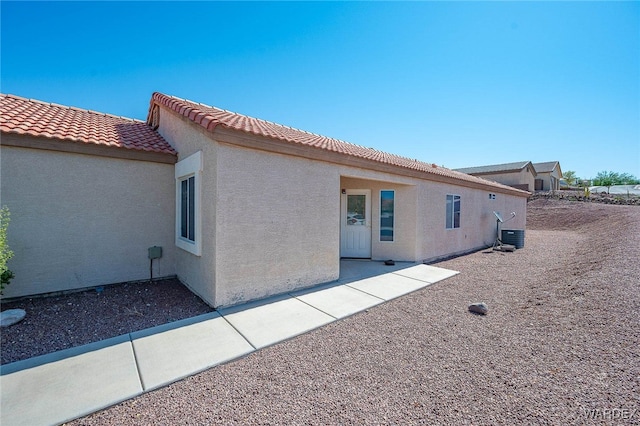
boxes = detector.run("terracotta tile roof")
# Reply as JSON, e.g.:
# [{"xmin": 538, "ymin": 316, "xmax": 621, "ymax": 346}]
[
  {"xmin": 149, "ymin": 92, "xmax": 528, "ymax": 195},
  {"xmin": 454, "ymin": 161, "xmax": 534, "ymax": 175},
  {"xmin": 1, "ymin": 94, "xmax": 176, "ymax": 156}
]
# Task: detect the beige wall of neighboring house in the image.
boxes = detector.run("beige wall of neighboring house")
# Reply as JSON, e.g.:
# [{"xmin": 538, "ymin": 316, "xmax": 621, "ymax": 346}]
[
  {"xmin": 535, "ymin": 167, "xmax": 562, "ymax": 191},
  {"xmin": 0, "ymin": 144, "xmax": 176, "ymax": 298},
  {"xmin": 458, "ymin": 161, "xmax": 563, "ymax": 193},
  {"xmin": 477, "ymin": 168, "xmax": 535, "ymax": 192}
]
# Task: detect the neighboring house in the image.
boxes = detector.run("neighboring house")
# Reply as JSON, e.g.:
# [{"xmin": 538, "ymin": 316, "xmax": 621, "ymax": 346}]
[
  {"xmin": 454, "ymin": 161, "xmax": 537, "ymax": 192},
  {"xmin": 1, "ymin": 93, "xmax": 529, "ymax": 307},
  {"xmin": 532, "ymin": 161, "xmax": 563, "ymax": 192}
]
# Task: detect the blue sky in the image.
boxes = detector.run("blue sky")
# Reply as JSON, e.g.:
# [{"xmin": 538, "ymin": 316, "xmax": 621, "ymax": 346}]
[{"xmin": 1, "ymin": 1, "xmax": 638, "ymax": 180}]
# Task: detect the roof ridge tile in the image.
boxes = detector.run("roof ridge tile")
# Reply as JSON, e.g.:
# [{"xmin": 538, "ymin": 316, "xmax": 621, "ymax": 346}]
[
  {"xmin": 27, "ymin": 97, "xmax": 51, "ymax": 106},
  {"xmin": 2, "ymin": 94, "xmax": 28, "ymax": 102},
  {"xmin": 48, "ymin": 102, "xmax": 69, "ymax": 109}
]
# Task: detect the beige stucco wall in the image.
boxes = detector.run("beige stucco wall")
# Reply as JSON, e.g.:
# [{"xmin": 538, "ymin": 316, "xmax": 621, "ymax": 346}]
[
  {"xmin": 152, "ymin": 106, "xmax": 529, "ymax": 308},
  {"xmin": 340, "ymin": 176, "xmax": 417, "ymax": 261},
  {"xmin": 214, "ymin": 143, "xmax": 340, "ymax": 307},
  {"xmin": 415, "ymin": 182, "xmax": 526, "ymax": 261},
  {"xmin": 155, "ymin": 108, "xmax": 218, "ymax": 305},
  {"xmin": 536, "ymin": 169, "xmax": 562, "ymax": 191},
  {"xmin": 339, "ymin": 168, "xmax": 526, "ymax": 263},
  {"xmin": 0, "ymin": 145, "xmax": 176, "ymax": 298},
  {"xmin": 478, "ymin": 168, "xmax": 535, "ymax": 191}
]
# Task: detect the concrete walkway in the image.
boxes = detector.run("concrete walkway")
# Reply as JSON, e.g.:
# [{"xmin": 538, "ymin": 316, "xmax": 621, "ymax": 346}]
[{"xmin": 0, "ymin": 262, "xmax": 458, "ymax": 426}]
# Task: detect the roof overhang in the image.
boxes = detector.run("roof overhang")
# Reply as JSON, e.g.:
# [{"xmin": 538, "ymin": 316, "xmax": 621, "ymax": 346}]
[
  {"xmin": 156, "ymin": 102, "xmax": 529, "ymax": 198},
  {"xmin": 212, "ymin": 127, "xmax": 530, "ymax": 196},
  {"xmin": 1, "ymin": 132, "xmax": 177, "ymax": 164}
]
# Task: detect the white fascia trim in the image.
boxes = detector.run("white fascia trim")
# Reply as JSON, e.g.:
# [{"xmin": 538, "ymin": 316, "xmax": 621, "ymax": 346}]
[{"xmin": 175, "ymin": 151, "xmax": 203, "ymax": 256}]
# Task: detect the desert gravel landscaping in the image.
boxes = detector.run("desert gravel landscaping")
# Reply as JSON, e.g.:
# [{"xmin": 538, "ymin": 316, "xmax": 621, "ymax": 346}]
[
  {"xmin": 4, "ymin": 198, "xmax": 640, "ymax": 424},
  {"xmin": 1, "ymin": 279, "xmax": 213, "ymax": 365}
]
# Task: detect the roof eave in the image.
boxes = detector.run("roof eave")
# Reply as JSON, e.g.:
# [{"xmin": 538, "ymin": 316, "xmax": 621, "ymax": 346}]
[
  {"xmin": 212, "ymin": 126, "xmax": 530, "ymax": 197},
  {"xmin": 464, "ymin": 168, "xmax": 527, "ymax": 176},
  {"xmin": 1, "ymin": 132, "xmax": 177, "ymax": 164}
]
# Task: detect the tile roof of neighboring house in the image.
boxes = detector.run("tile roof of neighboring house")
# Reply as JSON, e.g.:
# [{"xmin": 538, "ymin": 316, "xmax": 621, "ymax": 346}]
[
  {"xmin": 149, "ymin": 92, "xmax": 529, "ymax": 195},
  {"xmin": 533, "ymin": 161, "xmax": 560, "ymax": 174},
  {"xmin": 454, "ymin": 161, "xmax": 534, "ymax": 175},
  {"xmin": 0, "ymin": 94, "xmax": 177, "ymax": 156}
]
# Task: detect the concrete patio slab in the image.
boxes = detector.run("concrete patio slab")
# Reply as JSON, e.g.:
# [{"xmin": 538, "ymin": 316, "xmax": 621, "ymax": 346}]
[
  {"xmin": 337, "ymin": 260, "xmax": 418, "ymax": 283},
  {"xmin": 0, "ymin": 335, "xmax": 141, "ymax": 426},
  {"xmin": 219, "ymin": 296, "xmax": 335, "ymax": 349},
  {"xmin": 392, "ymin": 264, "xmax": 459, "ymax": 283},
  {"xmin": 346, "ymin": 272, "xmax": 435, "ymax": 301},
  {"xmin": 293, "ymin": 284, "xmax": 384, "ymax": 319},
  {"xmin": 131, "ymin": 313, "xmax": 255, "ymax": 391}
]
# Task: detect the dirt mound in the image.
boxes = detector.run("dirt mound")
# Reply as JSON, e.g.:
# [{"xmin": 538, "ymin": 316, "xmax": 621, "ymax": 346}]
[{"xmin": 526, "ymin": 198, "xmax": 631, "ymax": 231}]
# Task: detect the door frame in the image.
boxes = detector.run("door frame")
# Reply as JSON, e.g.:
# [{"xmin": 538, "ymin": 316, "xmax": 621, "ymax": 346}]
[{"xmin": 340, "ymin": 189, "xmax": 372, "ymax": 258}]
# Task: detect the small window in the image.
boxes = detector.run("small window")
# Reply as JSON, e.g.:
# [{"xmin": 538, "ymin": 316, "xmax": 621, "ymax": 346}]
[
  {"xmin": 346, "ymin": 194, "xmax": 366, "ymax": 226},
  {"xmin": 180, "ymin": 176, "xmax": 195, "ymax": 241},
  {"xmin": 380, "ymin": 190, "xmax": 394, "ymax": 242},
  {"xmin": 446, "ymin": 194, "xmax": 461, "ymax": 229},
  {"xmin": 175, "ymin": 151, "xmax": 202, "ymax": 256}
]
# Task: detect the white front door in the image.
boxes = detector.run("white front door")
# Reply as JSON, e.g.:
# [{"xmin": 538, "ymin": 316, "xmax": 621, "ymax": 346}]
[{"xmin": 341, "ymin": 189, "xmax": 372, "ymax": 258}]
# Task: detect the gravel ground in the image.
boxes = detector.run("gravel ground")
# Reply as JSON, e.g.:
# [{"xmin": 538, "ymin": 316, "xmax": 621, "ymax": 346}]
[
  {"xmin": 1, "ymin": 279, "xmax": 213, "ymax": 364},
  {"xmin": 4, "ymin": 199, "xmax": 640, "ymax": 424}
]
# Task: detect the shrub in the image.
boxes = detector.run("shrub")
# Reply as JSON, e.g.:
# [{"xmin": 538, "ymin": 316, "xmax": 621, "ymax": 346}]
[{"xmin": 0, "ymin": 207, "xmax": 14, "ymax": 294}]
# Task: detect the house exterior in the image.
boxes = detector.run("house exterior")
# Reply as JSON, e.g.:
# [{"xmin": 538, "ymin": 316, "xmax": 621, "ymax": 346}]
[
  {"xmin": 0, "ymin": 94, "xmax": 178, "ymax": 299},
  {"xmin": 454, "ymin": 161, "xmax": 537, "ymax": 192},
  {"xmin": 532, "ymin": 161, "xmax": 563, "ymax": 191},
  {"xmin": 1, "ymin": 93, "xmax": 529, "ymax": 307}
]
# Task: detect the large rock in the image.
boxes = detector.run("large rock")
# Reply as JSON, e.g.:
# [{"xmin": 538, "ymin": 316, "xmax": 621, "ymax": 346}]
[
  {"xmin": 468, "ymin": 302, "xmax": 488, "ymax": 315},
  {"xmin": 1, "ymin": 309, "xmax": 26, "ymax": 327}
]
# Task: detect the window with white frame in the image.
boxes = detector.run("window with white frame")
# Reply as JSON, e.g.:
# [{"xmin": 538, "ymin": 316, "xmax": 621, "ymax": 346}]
[
  {"xmin": 446, "ymin": 194, "xmax": 461, "ymax": 229},
  {"xmin": 175, "ymin": 151, "xmax": 202, "ymax": 256},
  {"xmin": 180, "ymin": 176, "xmax": 195, "ymax": 241}
]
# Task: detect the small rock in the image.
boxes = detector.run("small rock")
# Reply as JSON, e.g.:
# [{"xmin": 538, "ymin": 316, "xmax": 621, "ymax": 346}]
[
  {"xmin": 1, "ymin": 309, "xmax": 27, "ymax": 327},
  {"xmin": 468, "ymin": 302, "xmax": 488, "ymax": 315}
]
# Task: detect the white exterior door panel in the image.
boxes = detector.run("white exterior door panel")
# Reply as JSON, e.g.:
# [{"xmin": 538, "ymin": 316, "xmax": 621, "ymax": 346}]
[{"xmin": 341, "ymin": 189, "xmax": 371, "ymax": 258}]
